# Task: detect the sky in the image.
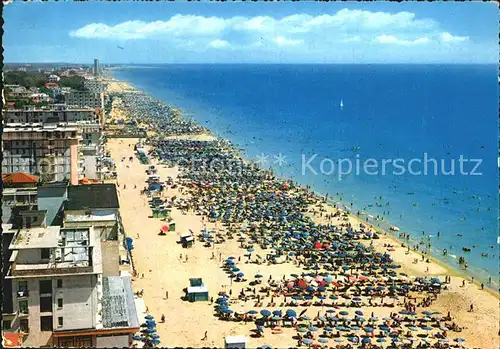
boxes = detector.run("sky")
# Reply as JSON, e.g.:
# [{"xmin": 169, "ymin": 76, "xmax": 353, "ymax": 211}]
[{"xmin": 4, "ymin": 1, "xmax": 499, "ymax": 64}]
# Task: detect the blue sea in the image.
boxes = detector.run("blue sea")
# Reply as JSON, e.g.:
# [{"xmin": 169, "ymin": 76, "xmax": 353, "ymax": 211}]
[{"xmin": 112, "ymin": 64, "xmax": 499, "ymax": 285}]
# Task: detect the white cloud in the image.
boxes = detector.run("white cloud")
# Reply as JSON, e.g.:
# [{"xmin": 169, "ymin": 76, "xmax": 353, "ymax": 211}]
[
  {"xmin": 68, "ymin": 9, "xmax": 471, "ymax": 58},
  {"xmin": 440, "ymin": 32, "xmax": 469, "ymax": 43},
  {"xmin": 274, "ymin": 36, "xmax": 303, "ymax": 46},
  {"xmin": 375, "ymin": 34, "xmax": 431, "ymax": 46},
  {"xmin": 209, "ymin": 39, "xmax": 229, "ymax": 48},
  {"xmin": 69, "ymin": 9, "xmax": 442, "ymax": 40}
]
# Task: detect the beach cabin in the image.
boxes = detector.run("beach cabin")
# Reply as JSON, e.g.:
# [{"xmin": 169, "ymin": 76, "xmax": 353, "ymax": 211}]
[
  {"xmin": 180, "ymin": 233, "xmax": 194, "ymax": 248},
  {"xmin": 169, "ymin": 221, "xmax": 176, "ymax": 232},
  {"xmin": 224, "ymin": 336, "xmax": 248, "ymax": 349},
  {"xmin": 187, "ymin": 285, "xmax": 209, "ymax": 302}
]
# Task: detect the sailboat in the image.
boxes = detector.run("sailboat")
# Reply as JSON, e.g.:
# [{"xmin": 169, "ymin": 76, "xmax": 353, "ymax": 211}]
[{"xmin": 340, "ymin": 99, "xmax": 344, "ymax": 110}]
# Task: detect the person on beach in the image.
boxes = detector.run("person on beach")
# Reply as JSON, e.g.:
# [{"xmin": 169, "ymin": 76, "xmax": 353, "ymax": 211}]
[
  {"xmin": 202, "ymin": 331, "xmax": 208, "ymax": 341},
  {"xmin": 165, "ymin": 291, "xmax": 169, "ymax": 299},
  {"xmin": 469, "ymin": 303, "xmax": 474, "ymax": 312}
]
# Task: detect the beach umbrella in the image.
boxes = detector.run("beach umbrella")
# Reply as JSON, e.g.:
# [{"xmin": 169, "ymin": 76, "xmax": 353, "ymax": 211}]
[
  {"xmin": 258, "ymin": 346, "xmax": 272, "ymax": 349},
  {"xmin": 151, "ymin": 339, "xmax": 161, "ymax": 345},
  {"xmin": 237, "ymin": 272, "xmax": 244, "ymax": 277},
  {"xmin": 348, "ymin": 337, "xmax": 359, "ymax": 343},
  {"xmin": 255, "ymin": 274, "xmax": 263, "ymax": 278},
  {"xmin": 247, "ymin": 247, "xmax": 255, "ymax": 253},
  {"xmin": 350, "ymin": 326, "xmax": 360, "ymax": 331},
  {"xmin": 422, "ymin": 311, "xmax": 433, "ymax": 316},
  {"xmin": 355, "ymin": 310, "xmax": 364, "ymax": 316},
  {"xmin": 260, "ymin": 309, "xmax": 271, "ymax": 317},
  {"xmin": 286, "ymin": 309, "xmax": 297, "ymax": 318},
  {"xmin": 422, "ymin": 326, "xmax": 433, "ymax": 331},
  {"xmin": 454, "ymin": 338, "xmax": 465, "ymax": 343},
  {"xmin": 364, "ymin": 327, "xmax": 374, "ymax": 333},
  {"xmin": 326, "ymin": 309, "xmax": 336, "ymax": 313},
  {"xmin": 150, "ymin": 334, "xmax": 160, "ymax": 339},
  {"xmin": 144, "ymin": 315, "xmax": 154, "ymax": 320},
  {"xmin": 302, "ymin": 339, "xmax": 313, "ymax": 346},
  {"xmin": 298, "ymin": 327, "xmax": 308, "ymax": 333},
  {"xmin": 339, "ymin": 311, "xmax": 349, "ymax": 316},
  {"xmin": 247, "ymin": 310, "xmax": 258, "ymax": 315},
  {"xmin": 362, "ymin": 338, "xmax": 371, "ymax": 344},
  {"xmin": 377, "ymin": 338, "xmax": 387, "ymax": 343},
  {"xmin": 161, "ymin": 225, "xmax": 169, "ymax": 232},
  {"xmin": 324, "ymin": 327, "xmax": 333, "ymax": 332},
  {"xmin": 132, "ymin": 335, "xmax": 144, "ymax": 341},
  {"xmin": 407, "ymin": 326, "xmax": 418, "ymax": 331},
  {"xmin": 334, "ymin": 338, "xmax": 345, "ymax": 343},
  {"xmin": 309, "ymin": 326, "xmax": 319, "ymax": 332},
  {"xmin": 318, "ymin": 338, "xmax": 328, "ymax": 344}
]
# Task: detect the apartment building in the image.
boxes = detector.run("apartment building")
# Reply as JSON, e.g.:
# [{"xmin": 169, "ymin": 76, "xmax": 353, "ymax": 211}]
[
  {"xmin": 83, "ymin": 78, "xmax": 107, "ymax": 94},
  {"xmin": 65, "ymin": 90, "xmax": 104, "ymax": 110},
  {"xmin": 5, "ymin": 225, "xmax": 102, "ymax": 346},
  {"xmin": 2, "ymin": 125, "xmax": 81, "ymax": 185},
  {"xmin": 3, "ymin": 106, "xmax": 99, "ymax": 125},
  {"xmin": 3, "ymin": 106, "xmax": 104, "ymax": 182},
  {"xmin": 5, "ymin": 225, "xmax": 138, "ymax": 347}
]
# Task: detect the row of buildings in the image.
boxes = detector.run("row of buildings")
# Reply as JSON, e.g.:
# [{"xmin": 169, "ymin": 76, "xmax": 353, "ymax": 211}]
[{"xmin": 2, "ymin": 61, "xmax": 141, "ymax": 348}]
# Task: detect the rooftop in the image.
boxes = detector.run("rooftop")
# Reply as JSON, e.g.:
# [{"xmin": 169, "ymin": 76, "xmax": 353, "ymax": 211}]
[
  {"xmin": 2, "ymin": 173, "xmax": 39, "ymax": 185},
  {"xmin": 10, "ymin": 226, "xmax": 61, "ymax": 249},
  {"xmin": 101, "ymin": 276, "xmax": 139, "ymax": 329},
  {"xmin": 65, "ymin": 184, "xmax": 119, "ymax": 210}
]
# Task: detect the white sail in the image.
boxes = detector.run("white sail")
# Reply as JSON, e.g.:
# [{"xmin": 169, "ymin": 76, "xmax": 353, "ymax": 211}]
[{"xmin": 340, "ymin": 99, "xmax": 344, "ymax": 109}]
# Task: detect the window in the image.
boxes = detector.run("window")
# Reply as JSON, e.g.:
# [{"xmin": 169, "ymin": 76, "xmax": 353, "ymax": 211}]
[
  {"xmin": 40, "ymin": 316, "xmax": 53, "ymax": 331},
  {"xmin": 57, "ymin": 279, "xmax": 63, "ymax": 288},
  {"xmin": 39, "ymin": 280, "xmax": 52, "ymax": 294},
  {"xmin": 20, "ymin": 319, "xmax": 29, "ymax": 333},
  {"xmin": 41, "ymin": 248, "xmax": 50, "ymax": 259},
  {"xmin": 19, "ymin": 300, "xmax": 29, "ymax": 314},
  {"xmin": 18, "ymin": 280, "xmax": 28, "ymax": 292},
  {"xmin": 39, "ymin": 296, "xmax": 52, "ymax": 313},
  {"xmin": 3, "ymin": 320, "xmax": 12, "ymax": 330},
  {"xmin": 57, "ymin": 298, "xmax": 63, "ymax": 308},
  {"xmin": 58, "ymin": 317, "xmax": 63, "ymax": 327}
]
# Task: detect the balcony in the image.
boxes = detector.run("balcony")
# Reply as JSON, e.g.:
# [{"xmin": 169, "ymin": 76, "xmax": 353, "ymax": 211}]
[{"xmin": 12, "ymin": 262, "xmax": 94, "ymax": 277}]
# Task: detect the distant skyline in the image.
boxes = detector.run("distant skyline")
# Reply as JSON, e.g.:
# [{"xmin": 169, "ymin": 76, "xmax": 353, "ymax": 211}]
[{"xmin": 4, "ymin": 1, "xmax": 498, "ymax": 64}]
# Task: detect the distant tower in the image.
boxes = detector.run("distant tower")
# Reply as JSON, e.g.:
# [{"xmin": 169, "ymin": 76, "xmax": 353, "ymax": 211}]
[{"xmin": 93, "ymin": 59, "xmax": 100, "ymax": 77}]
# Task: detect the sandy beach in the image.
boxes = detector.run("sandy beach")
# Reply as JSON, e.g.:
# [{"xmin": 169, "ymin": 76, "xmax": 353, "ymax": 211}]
[{"xmin": 104, "ymin": 80, "xmax": 499, "ymax": 349}]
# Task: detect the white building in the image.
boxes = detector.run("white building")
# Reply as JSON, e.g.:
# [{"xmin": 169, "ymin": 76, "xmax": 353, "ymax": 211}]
[
  {"xmin": 2, "ymin": 124, "xmax": 81, "ymax": 184},
  {"xmin": 5, "ymin": 225, "xmax": 140, "ymax": 347},
  {"xmin": 66, "ymin": 90, "xmax": 104, "ymax": 110},
  {"xmin": 48, "ymin": 75, "xmax": 60, "ymax": 83},
  {"xmin": 84, "ymin": 78, "xmax": 107, "ymax": 94}
]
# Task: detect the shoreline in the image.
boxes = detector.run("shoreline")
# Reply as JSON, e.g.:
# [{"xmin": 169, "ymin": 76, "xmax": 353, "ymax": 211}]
[
  {"xmin": 104, "ymin": 73, "xmax": 499, "ymax": 294},
  {"xmin": 103, "ymin": 73, "xmax": 499, "ymax": 348}
]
